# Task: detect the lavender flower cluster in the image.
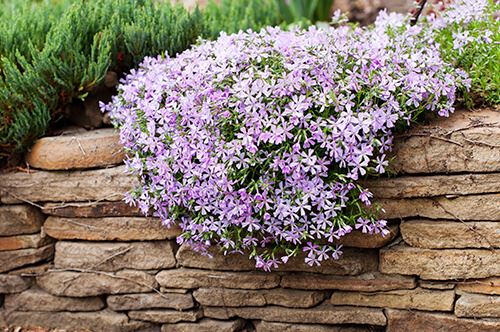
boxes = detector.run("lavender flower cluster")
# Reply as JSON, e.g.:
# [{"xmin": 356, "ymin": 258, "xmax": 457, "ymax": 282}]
[{"xmin": 104, "ymin": 11, "xmax": 469, "ymax": 270}]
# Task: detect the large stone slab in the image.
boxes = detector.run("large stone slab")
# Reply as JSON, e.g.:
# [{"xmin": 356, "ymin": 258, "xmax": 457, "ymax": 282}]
[
  {"xmin": 54, "ymin": 241, "xmax": 176, "ymax": 271},
  {"xmin": 379, "ymin": 245, "xmax": 500, "ymax": 280},
  {"xmin": 42, "ymin": 201, "xmax": 142, "ymax": 217},
  {"xmin": 255, "ymin": 321, "xmax": 373, "ymax": 332},
  {"xmin": 0, "ymin": 233, "xmax": 53, "ymax": 251},
  {"xmin": 400, "ymin": 220, "xmax": 500, "ymax": 248},
  {"xmin": 378, "ymin": 194, "xmax": 500, "ymax": 220},
  {"xmin": 25, "ymin": 128, "xmax": 125, "ymax": 170},
  {"xmin": 330, "ymin": 288, "xmax": 455, "ymax": 311},
  {"xmin": 0, "ymin": 205, "xmax": 45, "ymax": 236},
  {"xmin": 107, "ymin": 293, "xmax": 194, "ymax": 311},
  {"xmin": 37, "ymin": 270, "xmax": 157, "ymax": 297},
  {"xmin": 0, "ymin": 165, "xmax": 135, "ymax": 204},
  {"xmin": 128, "ymin": 309, "xmax": 203, "ymax": 324},
  {"xmin": 44, "ymin": 216, "xmax": 181, "ymax": 241},
  {"xmin": 203, "ymin": 303, "xmax": 387, "ymax": 326},
  {"xmin": 455, "ymin": 293, "xmax": 500, "ymax": 318},
  {"xmin": 0, "ymin": 245, "xmax": 54, "ymax": 273},
  {"xmin": 386, "ymin": 308, "xmax": 500, "ymax": 332},
  {"xmin": 457, "ymin": 278, "xmax": 500, "ymax": 295},
  {"xmin": 161, "ymin": 319, "xmax": 245, "ymax": 332},
  {"xmin": 4, "ymin": 287, "xmax": 104, "ymax": 311},
  {"xmin": 281, "ymin": 272, "xmax": 416, "ymax": 292},
  {"xmin": 193, "ymin": 288, "xmax": 325, "ymax": 308},
  {"xmin": 0, "ymin": 274, "xmax": 29, "ymax": 294},
  {"xmin": 156, "ymin": 268, "xmax": 280, "ymax": 290},
  {"xmin": 176, "ymin": 245, "xmax": 378, "ymax": 275}
]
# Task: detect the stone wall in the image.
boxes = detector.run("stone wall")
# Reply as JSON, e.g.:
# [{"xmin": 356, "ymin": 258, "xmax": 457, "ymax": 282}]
[{"xmin": 0, "ymin": 108, "xmax": 499, "ymax": 332}]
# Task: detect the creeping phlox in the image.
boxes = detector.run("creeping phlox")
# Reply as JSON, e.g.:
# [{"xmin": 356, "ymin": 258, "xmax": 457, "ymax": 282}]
[{"xmin": 104, "ymin": 8, "xmax": 471, "ymax": 270}]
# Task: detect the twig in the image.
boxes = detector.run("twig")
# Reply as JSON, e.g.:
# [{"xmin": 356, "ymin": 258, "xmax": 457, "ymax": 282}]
[
  {"xmin": 410, "ymin": 0, "xmax": 428, "ymax": 26},
  {"xmin": 71, "ymin": 136, "xmax": 87, "ymax": 156},
  {"xmin": 443, "ymin": 122, "xmax": 498, "ymax": 137},
  {"xmin": 461, "ymin": 134, "xmax": 500, "ymax": 148}
]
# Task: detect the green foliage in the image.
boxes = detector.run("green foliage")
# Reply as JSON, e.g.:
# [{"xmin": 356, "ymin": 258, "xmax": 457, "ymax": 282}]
[{"xmin": 275, "ymin": 0, "xmax": 334, "ymax": 24}]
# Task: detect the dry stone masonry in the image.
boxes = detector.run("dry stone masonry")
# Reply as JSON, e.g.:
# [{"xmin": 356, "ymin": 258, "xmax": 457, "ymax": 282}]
[{"xmin": 0, "ymin": 108, "xmax": 499, "ymax": 331}]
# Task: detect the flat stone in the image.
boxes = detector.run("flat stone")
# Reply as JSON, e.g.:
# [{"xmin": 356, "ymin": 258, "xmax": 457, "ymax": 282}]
[
  {"xmin": 156, "ymin": 268, "xmax": 280, "ymax": 289},
  {"xmin": 159, "ymin": 288, "xmax": 189, "ymax": 294},
  {"xmin": 161, "ymin": 319, "xmax": 245, "ymax": 332},
  {"xmin": 281, "ymin": 272, "xmax": 416, "ymax": 292},
  {"xmin": 0, "ymin": 165, "xmax": 135, "ymax": 204},
  {"xmin": 176, "ymin": 245, "xmax": 378, "ymax": 275},
  {"xmin": 8, "ymin": 262, "xmax": 50, "ymax": 276},
  {"xmin": 0, "ymin": 233, "xmax": 53, "ymax": 251},
  {"xmin": 330, "ymin": 288, "xmax": 455, "ymax": 311},
  {"xmin": 419, "ymin": 280, "xmax": 456, "ymax": 290},
  {"xmin": 336, "ymin": 224, "xmax": 398, "ymax": 248},
  {"xmin": 42, "ymin": 201, "xmax": 142, "ymax": 217},
  {"xmin": 44, "ymin": 216, "xmax": 181, "ymax": 241},
  {"xmin": 204, "ymin": 303, "xmax": 386, "ymax": 326},
  {"xmin": 54, "ymin": 241, "xmax": 176, "ymax": 271},
  {"xmin": 4, "ymin": 287, "xmax": 104, "ymax": 311},
  {"xmin": 193, "ymin": 288, "xmax": 325, "ymax": 308},
  {"xmin": 362, "ymin": 173, "xmax": 500, "ymax": 199},
  {"xmin": 0, "ymin": 245, "xmax": 54, "ymax": 273},
  {"xmin": 377, "ymin": 194, "xmax": 500, "ymax": 221},
  {"xmin": 457, "ymin": 278, "xmax": 500, "ymax": 295},
  {"xmin": 379, "ymin": 245, "xmax": 500, "ymax": 280},
  {"xmin": 37, "ymin": 270, "xmax": 157, "ymax": 297},
  {"xmin": 107, "ymin": 293, "xmax": 194, "ymax": 311},
  {"xmin": 0, "ymin": 275, "xmax": 29, "ymax": 293},
  {"xmin": 386, "ymin": 308, "xmax": 500, "ymax": 332},
  {"xmin": 0, "ymin": 205, "xmax": 45, "ymax": 236},
  {"xmin": 25, "ymin": 128, "xmax": 125, "ymax": 170},
  {"xmin": 128, "ymin": 310, "xmax": 202, "ymax": 324},
  {"xmin": 455, "ymin": 293, "xmax": 500, "ymax": 318},
  {"xmin": 255, "ymin": 321, "xmax": 373, "ymax": 332},
  {"xmin": 390, "ymin": 108, "xmax": 500, "ymax": 174},
  {"xmin": 400, "ymin": 220, "xmax": 499, "ymax": 248}
]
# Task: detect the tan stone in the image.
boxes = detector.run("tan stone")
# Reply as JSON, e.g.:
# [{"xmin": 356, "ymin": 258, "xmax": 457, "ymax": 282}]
[
  {"xmin": 176, "ymin": 245, "xmax": 377, "ymax": 275},
  {"xmin": 0, "ymin": 275, "xmax": 29, "ymax": 293},
  {"xmin": 25, "ymin": 128, "xmax": 125, "ymax": 170},
  {"xmin": 156, "ymin": 268, "xmax": 280, "ymax": 289},
  {"xmin": 281, "ymin": 272, "xmax": 416, "ymax": 292},
  {"xmin": 386, "ymin": 308, "xmax": 500, "ymax": 332},
  {"xmin": 401, "ymin": 220, "xmax": 500, "ymax": 249},
  {"xmin": 330, "ymin": 288, "xmax": 455, "ymax": 311},
  {"xmin": 378, "ymin": 194, "xmax": 500, "ymax": 221},
  {"xmin": 457, "ymin": 278, "xmax": 500, "ymax": 295},
  {"xmin": 128, "ymin": 310, "xmax": 202, "ymax": 324},
  {"xmin": 5, "ymin": 287, "xmax": 104, "ymax": 311},
  {"xmin": 379, "ymin": 245, "xmax": 500, "ymax": 280},
  {"xmin": 419, "ymin": 280, "xmax": 455, "ymax": 290},
  {"xmin": 0, "ymin": 165, "xmax": 135, "ymax": 204},
  {"xmin": 37, "ymin": 270, "xmax": 157, "ymax": 297},
  {"xmin": 0, "ymin": 245, "xmax": 53, "ymax": 273},
  {"xmin": 455, "ymin": 293, "xmax": 500, "ymax": 318},
  {"xmin": 0, "ymin": 233, "xmax": 53, "ymax": 251},
  {"xmin": 42, "ymin": 201, "xmax": 142, "ymax": 217},
  {"xmin": 0, "ymin": 205, "xmax": 44, "ymax": 236},
  {"xmin": 44, "ymin": 216, "xmax": 181, "ymax": 241},
  {"xmin": 107, "ymin": 293, "xmax": 194, "ymax": 311},
  {"xmin": 362, "ymin": 173, "xmax": 500, "ymax": 199},
  {"xmin": 336, "ymin": 224, "xmax": 398, "ymax": 248},
  {"xmin": 8, "ymin": 262, "xmax": 50, "ymax": 276},
  {"xmin": 161, "ymin": 319, "xmax": 245, "ymax": 332},
  {"xmin": 54, "ymin": 241, "xmax": 176, "ymax": 271},
  {"xmin": 204, "ymin": 303, "xmax": 386, "ymax": 326},
  {"xmin": 193, "ymin": 288, "xmax": 325, "ymax": 308},
  {"xmin": 255, "ymin": 321, "xmax": 373, "ymax": 332},
  {"xmin": 159, "ymin": 288, "xmax": 189, "ymax": 294}
]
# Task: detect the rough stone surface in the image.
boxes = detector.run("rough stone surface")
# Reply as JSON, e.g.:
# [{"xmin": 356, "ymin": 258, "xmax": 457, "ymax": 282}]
[
  {"xmin": 0, "ymin": 275, "xmax": 29, "ymax": 294},
  {"xmin": 156, "ymin": 268, "xmax": 280, "ymax": 289},
  {"xmin": 337, "ymin": 225, "xmax": 398, "ymax": 248},
  {"xmin": 0, "ymin": 165, "xmax": 135, "ymax": 204},
  {"xmin": 281, "ymin": 272, "xmax": 416, "ymax": 292},
  {"xmin": 330, "ymin": 288, "xmax": 455, "ymax": 311},
  {"xmin": 42, "ymin": 201, "xmax": 142, "ymax": 217},
  {"xmin": 386, "ymin": 309, "xmax": 500, "ymax": 332},
  {"xmin": 193, "ymin": 288, "xmax": 325, "ymax": 308},
  {"xmin": 455, "ymin": 294, "xmax": 500, "ymax": 318},
  {"xmin": 255, "ymin": 321, "xmax": 373, "ymax": 332},
  {"xmin": 37, "ymin": 270, "xmax": 157, "ymax": 297},
  {"xmin": 419, "ymin": 281, "xmax": 456, "ymax": 290},
  {"xmin": 128, "ymin": 310, "xmax": 203, "ymax": 324},
  {"xmin": 54, "ymin": 241, "xmax": 176, "ymax": 271},
  {"xmin": 44, "ymin": 217, "xmax": 181, "ymax": 241},
  {"xmin": 7, "ymin": 262, "xmax": 50, "ymax": 276},
  {"xmin": 161, "ymin": 319, "xmax": 245, "ymax": 332},
  {"xmin": 380, "ymin": 245, "xmax": 500, "ymax": 280},
  {"xmin": 177, "ymin": 245, "xmax": 377, "ymax": 275},
  {"xmin": 4, "ymin": 287, "xmax": 104, "ymax": 311},
  {"xmin": 457, "ymin": 278, "xmax": 500, "ymax": 295},
  {"xmin": 204, "ymin": 303, "xmax": 387, "ymax": 326},
  {"xmin": 25, "ymin": 128, "xmax": 125, "ymax": 170},
  {"xmin": 378, "ymin": 194, "xmax": 500, "ymax": 220},
  {"xmin": 107, "ymin": 293, "xmax": 194, "ymax": 311},
  {"xmin": 0, "ymin": 205, "xmax": 45, "ymax": 236},
  {"xmin": 0, "ymin": 233, "xmax": 53, "ymax": 251},
  {"xmin": 0, "ymin": 245, "xmax": 54, "ymax": 273}
]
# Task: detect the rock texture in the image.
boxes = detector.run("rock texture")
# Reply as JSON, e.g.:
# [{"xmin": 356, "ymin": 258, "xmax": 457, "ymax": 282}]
[
  {"xmin": 128, "ymin": 309, "xmax": 203, "ymax": 323},
  {"xmin": 107, "ymin": 293, "xmax": 194, "ymax": 311},
  {"xmin": 0, "ymin": 205, "xmax": 45, "ymax": 236},
  {"xmin": 42, "ymin": 201, "xmax": 141, "ymax": 217},
  {"xmin": 457, "ymin": 278, "xmax": 500, "ymax": 295},
  {"xmin": 255, "ymin": 321, "xmax": 373, "ymax": 332},
  {"xmin": 0, "ymin": 233, "xmax": 52, "ymax": 251},
  {"xmin": 161, "ymin": 319, "xmax": 245, "ymax": 332},
  {"xmin": 0, "ymin": 245, "xmax": 54, "ymax": 273},
  {"xmin": 0, "ymin": 275, "xmax": 29, "ymax": 294},
  {"xmin": 455, "ymin": 293, "xmax": 500, "ymax": 318}
]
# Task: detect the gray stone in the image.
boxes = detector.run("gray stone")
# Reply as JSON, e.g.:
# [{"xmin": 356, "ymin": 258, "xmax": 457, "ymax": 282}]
[
  {"xmin": 128, "ymin": 309, "xmax": 203, "ymax": 324},
  {"xmin": 161, "ymin": 319, "xmax": 245, "ymax": 332},
  {"xmin": 107, "ymin": 293, "xmax": 194, "ymax": 311},
  {"xmin": 0, "ymin": 274, "xmax": 29, "ymax": 294},
  {"xmin": 0, "ymin": 205, "xmax": 44, "ymax": 236}
]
